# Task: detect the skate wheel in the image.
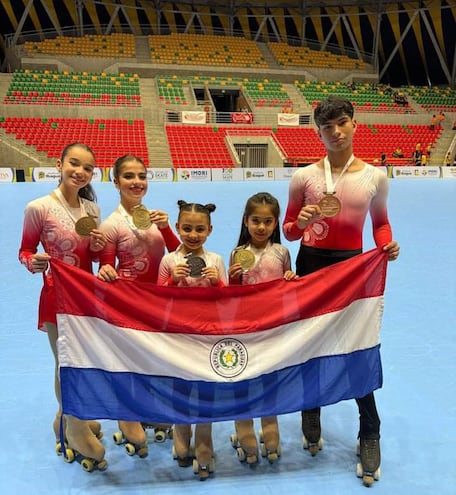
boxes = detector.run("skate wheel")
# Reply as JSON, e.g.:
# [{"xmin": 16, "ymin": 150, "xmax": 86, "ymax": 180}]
[
  {"xmin": 258, "ymin": 429, "xmax": 264, "ymax": 442},
  {"xmin": 167, "ymin": 427, "xmax": 174, "ymax": 440},
  {"xmin": 236, "ymin": 447, "xmax": 246, "ymax": 462},
  {"xmin": 192, "ymin": 459, "xmax": 199, "ymax": 474},
  {"xmin": 246, "ymin": 454, "xmax": 259, "ymax": 465},
  {"xmin": 113, "ymin": 431, "xmax": 124, "ymax": 445},
  {"xmin": 267, "ymin": 451, "xmax": 279, "ymax": 464},
  {"xmin": 302, "ymin": 435, "xmax": 323, "ymax": 454},
  {"xmin": 137, "ymin": 446, "xmax": 148, "ymax": 458},
  {"xmin": 230, "ymin": 433, "xmax": 239, "ymax": 448},
  {"xmin": 154, "ymin": 429, "xmax": 166, "ymax": 443},
  {"xmin": 356, "ymin": 463, "xmax": 381, "ymax": 484},
  {"xmin": 125, "ymin": 443, "xmax": 136, "ymax": 456},
  {"xmin": 63, "ymin": 448, "xmax": 75, "ymax": 463},
  {"xmin": 55, "ymin": 441, "xmax": 67, "ymax": 456},
  {"xmin": 97, "ymin": 459, "xmax": 108, "ymax": 471},
  {"xmin": 260, "ymin": 443, "xmax": 267, "ymax": 457},
  {"xmin": 81, "ymin": 458, "xmax": 94, "ymax": 472},
  {"xmin": 172, "ymin": 445, "xmax": 178, "ymax": 460}
]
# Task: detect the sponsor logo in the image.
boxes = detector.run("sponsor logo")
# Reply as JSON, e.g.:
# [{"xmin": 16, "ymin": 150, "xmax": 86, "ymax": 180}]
[
  {"xmin": 210, "ymin": 338, "xmax": 248, "ymax": 378},
  {"xmin": 0, "ymin": 168, "xmax": 14, "ymax": 182}
]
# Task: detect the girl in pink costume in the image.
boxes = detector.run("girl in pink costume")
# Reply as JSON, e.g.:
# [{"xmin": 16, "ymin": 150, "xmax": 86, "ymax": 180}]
[
  {"xmin": 97, "ymin": 154, "xmax": 179, "ymax": 457},
  {"xmin": 19, "ymin": 143, "xmax": 107, "ymax": 469},
  {"xmin": 228, "ymin": 192, "xmax": 297, "ymax": 466},
  {"xmin": 158, "ymin": 200, "xmax": 226, "ymax": 480}
]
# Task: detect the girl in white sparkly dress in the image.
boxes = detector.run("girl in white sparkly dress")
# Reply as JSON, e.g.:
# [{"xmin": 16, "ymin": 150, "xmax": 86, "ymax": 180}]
[
  {"xmin": 158, "ymin": 200, "xmax": 227, "ymax": 480},
  {"xmin": 228, "ymin": 192, "xmax": 297, "ymax": 466}
]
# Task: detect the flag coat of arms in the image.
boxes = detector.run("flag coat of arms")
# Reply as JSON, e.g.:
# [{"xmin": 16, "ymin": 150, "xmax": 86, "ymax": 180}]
[{"xmin": 52, "ymin": 248, "xmax": 387, "ymax": 424}]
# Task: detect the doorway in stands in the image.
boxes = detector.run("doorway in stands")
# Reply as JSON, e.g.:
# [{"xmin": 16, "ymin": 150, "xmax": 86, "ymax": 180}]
[{"xmin": 234, "ymin": 143, "xmax": 267, "ymax": 167}]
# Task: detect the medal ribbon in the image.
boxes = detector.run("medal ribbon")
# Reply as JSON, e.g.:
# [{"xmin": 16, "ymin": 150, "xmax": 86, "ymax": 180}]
[
  {"xmin": 53, "ymin": 188, "xmax": 87, "ymax": 224},
  {"xmin": 323, "ymin": 154, "xmax": 355, "ymax": 194},
  {"xmin": 118, "ymin": 203, "xmax": 139, "ymax": 232}
]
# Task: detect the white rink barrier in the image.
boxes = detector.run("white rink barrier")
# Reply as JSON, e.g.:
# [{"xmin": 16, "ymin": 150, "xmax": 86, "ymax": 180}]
[{"xmin": 1, "ymin": 166, "xmax": 456, "ymax": 183}]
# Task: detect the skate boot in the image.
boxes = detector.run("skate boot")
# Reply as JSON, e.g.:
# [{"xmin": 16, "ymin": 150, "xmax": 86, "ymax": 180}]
[
  {"xmin": 259, "ymin": 416, "xmax": 281, "ymax": 464},
  {"xmin": 53, "ymin": 414, "xmax": 103, "ymax": 456},
  {"xmin": 193, "ymin": 423, "xmax": 215, "ymax": 481},
  {"xmin": 356, "ymin": 435, "xmax": 381, "ymax": 486},
  {"xmin": 172, "ymin": 424, "xmax": 193, "ymax": 467},
  {"xmin": 142, "ymin": 422, "xmax": 173, "ymax": 443},
  {"xmin": 230, "ymin": 419, "xmax": 259, "ymax": 465},
  {"xmin": 301, "ymin": 409, "xmax": 323, "ymax": 455},
  {"xmin": 64, "ymin": 415, "xmax": 107, "ymax": 472},
  {"xmin": 113, "ymin": 421, "xmax": 148, "ymax": 458}
]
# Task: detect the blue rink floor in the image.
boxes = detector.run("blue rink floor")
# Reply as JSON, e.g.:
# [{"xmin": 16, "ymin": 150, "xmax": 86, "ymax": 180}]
[{"xmin": 0, "ymin": 179, "xmax": 455, "ymax": 494}]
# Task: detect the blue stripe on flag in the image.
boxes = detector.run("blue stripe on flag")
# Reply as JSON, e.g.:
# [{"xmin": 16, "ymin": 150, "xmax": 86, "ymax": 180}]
[{"xmin": 60, "ymin": 345, "xmax": 382, "ymax": 423}]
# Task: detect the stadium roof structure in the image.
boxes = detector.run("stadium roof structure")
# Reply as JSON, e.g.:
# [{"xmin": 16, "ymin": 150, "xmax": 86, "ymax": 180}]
[{"xmin": 0, "ymin": 0, "xmax": 454, "ymax": 87}]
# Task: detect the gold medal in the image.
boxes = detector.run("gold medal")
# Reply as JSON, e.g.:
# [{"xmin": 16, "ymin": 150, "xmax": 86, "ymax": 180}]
[
  {"xmin": 75, "ymin": 215, "xmax": 97, "ymax": 236},
  {"xmin": 318, "ymin": 193, "xmax": 341, "ymax": 218},
  {"xmin": 132, "ymin": 205, "xmax": 152, "ymax": 230},
  {"xmin": 233, "ymin": 249, "xmax": 256, "ymax": 271}
]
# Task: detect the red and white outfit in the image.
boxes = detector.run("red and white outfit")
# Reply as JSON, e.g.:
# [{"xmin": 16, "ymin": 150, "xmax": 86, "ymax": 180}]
[
  {"xmin": 229, "ymin": 242, "xmax": 292, "ymax": 285},
  {"xmin": 158, "ymin": 245, "xmax": 227, "ymax": 287},
  {"xmin": 99, "ymin": 205, "xmax": 179, "ymax": 283},
  {"xmin": 283, "ymin": 162, "xmax": 392, "ymax": 251},
  {"xmin": 18, "ymin": 191, "xmax": 101, "ymax": 330}
]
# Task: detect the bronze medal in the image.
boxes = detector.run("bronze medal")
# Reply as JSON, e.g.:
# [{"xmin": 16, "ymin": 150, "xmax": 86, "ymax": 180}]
[
  {"xmin": 132, "ymin": 205, "xmax": 152, "ymax": 230},
  {"xmin": 186, "ymin": 256, "xmax": 206, "ymax": 277},
  {"xmin": 75, "ymin": 215, "xmax": 97, "ymax": 236},
  {"xmin": 234, "ymin": 249, "xmax": 256, "ymax": 271},
  {"xmin": 318, "ymin": 193, "xmax": 341, "ymax": 218}
]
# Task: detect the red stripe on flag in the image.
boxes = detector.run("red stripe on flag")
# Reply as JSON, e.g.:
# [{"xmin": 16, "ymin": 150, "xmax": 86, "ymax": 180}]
[{"xmin": 51, "ymin": 248, "xmax": 387, "ymax": 336}]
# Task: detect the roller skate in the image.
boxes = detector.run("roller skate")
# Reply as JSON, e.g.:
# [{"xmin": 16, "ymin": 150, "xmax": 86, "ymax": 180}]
[
  {"xmin": 142, "ymin": 422, "xmax": 174, "ymax": 443},
  {"xmin": 259, "ymin": 416, "xmax": 281, "ymax": 464},
  {"xmin": 113, "ymin": 421, "xmax": 148, "ymax": 458},
  {"xmin": 193, "ymin": 423, "xmax": 215, "ymax": 481},
  {"xmin": 230, "ymin": 419, "xmax": 259, "ymax": 465},
  {"xmin": 301, "ymin": 409, "xmax": 323, "ymax": 455},
  {"xmin": 53, "ymin": 414, "xmax": 103, "ymax": 456},
  {"xmin": 63, "ymin": 416, "xmax": 108, "ymax": 472},
  {"xmin": 172, "ymin": 424, "xmax": 194, "ymax": 467},
  {"xmin": 356, "ymin": 435, "xmax": 381, "ymax": 486}
]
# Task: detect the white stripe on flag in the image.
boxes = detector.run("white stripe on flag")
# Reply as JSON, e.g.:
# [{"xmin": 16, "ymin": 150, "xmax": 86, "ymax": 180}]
[{"xmin": 57, "ymin": 295, "xmax": 383, "ymax": 382}]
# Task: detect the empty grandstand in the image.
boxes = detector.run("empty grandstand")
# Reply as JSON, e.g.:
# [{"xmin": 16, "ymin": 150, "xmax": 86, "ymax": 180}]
[{"xmin": 0, "ymin": 1, "xmax": 455, "ymax": 176}]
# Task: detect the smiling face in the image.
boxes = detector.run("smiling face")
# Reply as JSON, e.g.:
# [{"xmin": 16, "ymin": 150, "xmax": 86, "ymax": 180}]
[
  {"xmin": 114, "ymin": 158, "xmax": 148, "ymax": 212},
  {"xmin": 176, "ymin": 210, "xmax": 212, "ymax": 256},
  {"xmin": 244, "ymin": 203, "xmax": 278, "ymax": 249},
  {"xmin": 57, "ymin": 144, "xmax": 95, "ymax": 195}
]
